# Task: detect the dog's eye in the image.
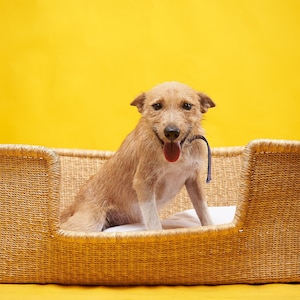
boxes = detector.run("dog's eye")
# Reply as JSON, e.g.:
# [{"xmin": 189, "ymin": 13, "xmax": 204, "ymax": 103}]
[
  {"xmin": 152, "ymin": 103, "xmax": 163, "ymax": 111},
  {"xmin": 182, "ymin": 102, "xmax": 192, "ymax": 110}
]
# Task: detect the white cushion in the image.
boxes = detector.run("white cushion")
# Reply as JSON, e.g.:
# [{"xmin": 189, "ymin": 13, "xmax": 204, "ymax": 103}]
[{"xmin": 104, "ymin": 206, "xmax": 236, "ymax": 232}]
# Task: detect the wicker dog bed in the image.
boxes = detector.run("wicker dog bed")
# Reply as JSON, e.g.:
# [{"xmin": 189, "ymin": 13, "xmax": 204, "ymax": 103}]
[{"xmin": 1, "ymin": 139, "xmax": 299, "ymax": 285}]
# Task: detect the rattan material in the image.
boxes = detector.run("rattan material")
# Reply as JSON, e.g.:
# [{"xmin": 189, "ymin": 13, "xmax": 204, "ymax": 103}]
[{"xmin": 0, "ymin": 140, "xmax": 299, "ymax": 285}]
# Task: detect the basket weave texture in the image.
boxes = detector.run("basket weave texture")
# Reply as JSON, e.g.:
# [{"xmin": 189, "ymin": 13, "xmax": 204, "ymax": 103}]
[{"xmin": 0, "ymin": 139, "xmax": 299, "ymax": 285}]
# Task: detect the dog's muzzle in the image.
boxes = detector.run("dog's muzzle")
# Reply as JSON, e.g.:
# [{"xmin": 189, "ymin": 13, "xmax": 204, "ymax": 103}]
[
  {"xmin": 152, "ymin": 128, "xmax": 212, "ymax": 183},
  {"xmin": 152, "ymin": 127, "xmax": 190, "ymax": 147}
]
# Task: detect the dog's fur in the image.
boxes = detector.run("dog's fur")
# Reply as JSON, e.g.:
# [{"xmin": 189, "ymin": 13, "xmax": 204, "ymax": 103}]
[{"xmin": 60, "ymin": 82, "xmax": 215, "ymax": 231}]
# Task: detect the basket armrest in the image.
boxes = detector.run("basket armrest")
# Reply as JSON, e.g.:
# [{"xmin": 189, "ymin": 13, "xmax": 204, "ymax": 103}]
[
  {"xmin": 235, "ymin": 139, "xmax": 300, "ymax": 231},
  {"xmin": 0, "ymin": 145, "xmax": 60, "ymax": 235}
]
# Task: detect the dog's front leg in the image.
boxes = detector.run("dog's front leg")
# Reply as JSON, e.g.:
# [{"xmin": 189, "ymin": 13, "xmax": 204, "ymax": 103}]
[
  {"xmin": 133, "ymin": 173, "xmax": 162, "ymax": 231},
  {"xmin": 185, "ymin": 172, "xmax": 213, "ymax": 226},
  {"xmin": 139, "ymin": 198, "xmax": 162, "ymax": 231}
]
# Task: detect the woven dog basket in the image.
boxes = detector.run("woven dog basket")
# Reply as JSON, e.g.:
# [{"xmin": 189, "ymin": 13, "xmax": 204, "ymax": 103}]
[{"xmin": 0, "ymin": 139, "xmax": 299, "ymax": 285}]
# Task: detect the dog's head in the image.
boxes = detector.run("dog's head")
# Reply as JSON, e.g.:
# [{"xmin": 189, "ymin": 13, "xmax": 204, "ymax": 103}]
[{"xmin": 131, "ymin": 82, "xmax": 215, "ymax": 162}]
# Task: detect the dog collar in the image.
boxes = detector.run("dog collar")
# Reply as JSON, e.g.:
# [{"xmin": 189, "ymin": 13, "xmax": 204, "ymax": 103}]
[{"xmin": 188, "ymin": 135, "xmax": 212, "ymax": 183}]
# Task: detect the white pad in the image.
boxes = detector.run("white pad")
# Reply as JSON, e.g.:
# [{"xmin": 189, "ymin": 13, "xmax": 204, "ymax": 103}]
[{"xmin": 104, "ymin": 206, "xmax": 236, "ymax": 232}]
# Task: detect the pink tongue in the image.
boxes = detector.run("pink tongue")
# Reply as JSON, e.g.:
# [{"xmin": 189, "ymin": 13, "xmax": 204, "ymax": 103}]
[{"xmin": 163, "ymin": 142, "xmax": 181, "ymax": 162}]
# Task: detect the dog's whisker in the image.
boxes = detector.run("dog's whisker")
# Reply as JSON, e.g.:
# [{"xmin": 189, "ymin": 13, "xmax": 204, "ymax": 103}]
[
  {"xmin": 152, "ymin": 128, "xmax": 164, "ymax": 146},
  {"xmin": 180, "ymin": 128, "xmax": 191, "ymax": 146}
]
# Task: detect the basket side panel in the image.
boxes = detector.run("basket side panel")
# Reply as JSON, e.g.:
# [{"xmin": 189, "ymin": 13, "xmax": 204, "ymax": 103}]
[
  {"xmin": 203, "ymin": 147, "xmax": 244, "ymax": 206},
  {"xmin": 0, "ymin": 146, "xmax": 60, "ymax": 283},
  {"xmin": 57, "ymin": 151, "xmax": 112, "ymax": 214},
  {"xmin": 236, "ymin": 140, "xmax": 300, "ymax": 283}
]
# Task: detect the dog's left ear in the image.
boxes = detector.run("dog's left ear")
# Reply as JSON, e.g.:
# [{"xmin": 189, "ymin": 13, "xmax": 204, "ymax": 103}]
[
  {"xmin": 197, "ymin": 92, "xmax": 216, "ymax": 113},
  {"xmin": 130, "ymin": 93, "xmax": 146, "ymax": 113}
]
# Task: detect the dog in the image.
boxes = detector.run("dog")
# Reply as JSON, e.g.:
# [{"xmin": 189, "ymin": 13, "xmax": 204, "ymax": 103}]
[{"xmin": 60, "ymin": 81, "xmax": 215, "ymax": 232}]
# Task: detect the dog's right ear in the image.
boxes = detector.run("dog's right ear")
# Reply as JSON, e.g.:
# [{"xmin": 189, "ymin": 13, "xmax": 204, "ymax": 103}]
[
  {"xmin": 130, "ymin": 93, "xmax": 146, "ymax": 113},
  {"xmin": 197, "ymin": 92, "xmax": 216, "ymax": 113}
]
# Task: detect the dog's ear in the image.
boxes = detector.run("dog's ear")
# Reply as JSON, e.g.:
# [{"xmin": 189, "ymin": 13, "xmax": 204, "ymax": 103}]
[
  {"xmin": 197, "ymin": 92, "xmax": 216, "ymax": 113},
  {"xmin": 130, "ymin": 93, "xmax": 146, "ymax": 113}
]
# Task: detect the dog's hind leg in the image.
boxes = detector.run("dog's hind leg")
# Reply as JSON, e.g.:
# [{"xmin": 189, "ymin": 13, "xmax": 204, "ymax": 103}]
[{"xmin": 60, "ymin": 201, "xmax": 108, "ymax": 232}]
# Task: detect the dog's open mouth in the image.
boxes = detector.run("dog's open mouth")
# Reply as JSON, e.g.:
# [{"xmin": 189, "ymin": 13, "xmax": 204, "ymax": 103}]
[
  {"xmin": 163, "ymin": 142, "xmax": 181, "ymax": 162},
  {"xmin": 153, "ymin": 128, "xmax": 190, "ymax": 163}
]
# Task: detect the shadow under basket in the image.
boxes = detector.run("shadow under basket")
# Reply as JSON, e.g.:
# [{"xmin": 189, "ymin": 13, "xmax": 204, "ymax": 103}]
[{"xmin": 0, "ymin": 139, "xmax": 299, "ymax": 285}]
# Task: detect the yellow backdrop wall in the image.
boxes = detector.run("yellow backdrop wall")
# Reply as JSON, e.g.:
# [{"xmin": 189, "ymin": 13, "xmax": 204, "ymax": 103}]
[{"xmin": 1, "ymin": 0, "xmax": 299, "ymax": 150}]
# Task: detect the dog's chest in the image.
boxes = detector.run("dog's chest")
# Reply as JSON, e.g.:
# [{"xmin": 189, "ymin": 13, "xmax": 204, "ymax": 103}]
[{"xmin": 155, "ymin": 161, "xmax": 199, "ymax": 208}]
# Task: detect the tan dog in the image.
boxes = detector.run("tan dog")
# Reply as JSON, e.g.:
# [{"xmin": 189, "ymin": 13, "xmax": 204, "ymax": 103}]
[{"xmin": 61, "ymin": 82, "xmax": 215, "ymax": 232}]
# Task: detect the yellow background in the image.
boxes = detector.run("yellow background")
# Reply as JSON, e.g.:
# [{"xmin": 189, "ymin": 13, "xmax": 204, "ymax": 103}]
[
  {"xmin": 1, "ymin": 283, "xmax": 300, "ymax": 300},
  {"xmin": 0, "ymin": 0, "xmax": 299, "ymax": 151},
  {"xmin": 0, "ymin": 1, "xmax": 300, "ymax": 296}
]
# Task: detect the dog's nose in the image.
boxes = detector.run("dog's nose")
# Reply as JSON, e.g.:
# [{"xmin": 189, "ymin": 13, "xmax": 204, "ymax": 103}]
[{"xmin": 164, "ymin": 126, "xmax": 180, "ymax": 141}]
